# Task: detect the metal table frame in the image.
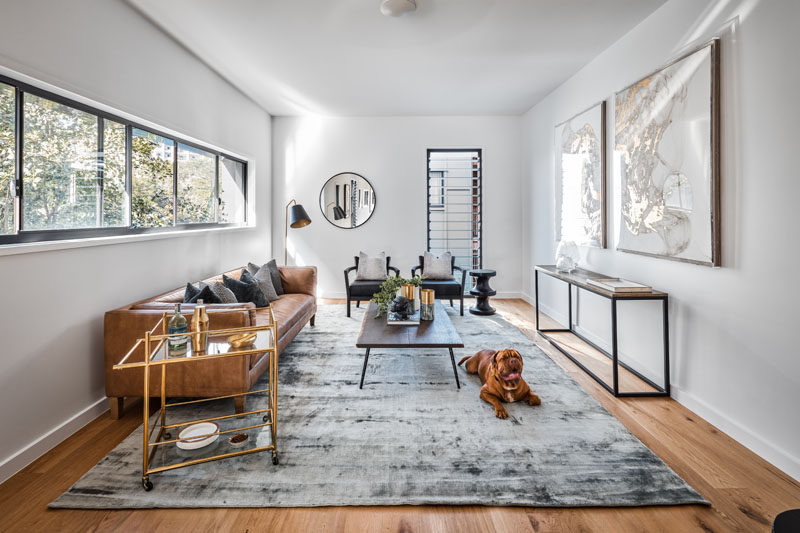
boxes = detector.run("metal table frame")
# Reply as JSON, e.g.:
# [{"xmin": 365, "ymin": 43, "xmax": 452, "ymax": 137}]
[{"xmin": 534, "ymin": 266, "xmax": 670, "ymax": 397}]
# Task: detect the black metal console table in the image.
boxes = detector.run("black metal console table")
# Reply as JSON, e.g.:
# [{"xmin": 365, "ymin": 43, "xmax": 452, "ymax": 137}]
[{"xmin": 534, "ymin": 265, "xmax": 670, "ymax": 397}]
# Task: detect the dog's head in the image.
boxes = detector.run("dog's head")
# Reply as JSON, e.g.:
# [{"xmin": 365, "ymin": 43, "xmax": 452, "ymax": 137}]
[{"xmin": 493, "ymin": 349, "xmax": 524, "ymax": 390}]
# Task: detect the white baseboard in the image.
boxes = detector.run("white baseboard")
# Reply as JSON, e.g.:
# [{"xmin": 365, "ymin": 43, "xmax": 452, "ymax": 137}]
[
  {"xmin": 0, "ymin": 397, "xmax": 107, "ymax": 484},
  {"xmin": 671, "ymin": 385, "xmax": 800, "ymax": 482}
]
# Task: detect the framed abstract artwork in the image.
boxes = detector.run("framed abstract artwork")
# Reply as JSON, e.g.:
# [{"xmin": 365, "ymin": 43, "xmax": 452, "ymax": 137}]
[
  {"xmin": 614, "ymin": 39, "xmax": 720, "ymax": 266},
  {"xmin": 554, "ymin": 101, "xmax": 606, "ymax": 248}
]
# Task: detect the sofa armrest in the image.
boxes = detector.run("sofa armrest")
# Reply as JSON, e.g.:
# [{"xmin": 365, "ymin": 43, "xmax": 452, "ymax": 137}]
[{"xmin": 280, "ymin": 266, "xmax": 317, "ymax": 297}]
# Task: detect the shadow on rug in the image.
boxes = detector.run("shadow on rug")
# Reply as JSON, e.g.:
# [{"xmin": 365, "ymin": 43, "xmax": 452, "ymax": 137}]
[{"xmin": 51, "ymin": 304, "xmax": 707, "ymax": 509}]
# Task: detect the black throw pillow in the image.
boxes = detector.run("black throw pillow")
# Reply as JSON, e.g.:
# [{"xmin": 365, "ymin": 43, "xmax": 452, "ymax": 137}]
[
  {"xmin": 223, "ymin": 274, "xmax": 269, "ymax": 307},
  {"xmin": 183, "ymin": 283, "xmax": 221, "ymax": 304}
]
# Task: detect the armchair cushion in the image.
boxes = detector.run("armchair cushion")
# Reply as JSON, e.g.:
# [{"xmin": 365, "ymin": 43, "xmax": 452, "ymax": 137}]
[
  {"xmin": 355, "ymin": 251, "xmax": 388, "ymax": 281},
  {"xmin": 422, "ymin": 251, "xmax": 455, "ymax": 280},
  {"xmin": 349, "ymin": 279, "xmax": 386, "ymax": 298},
  {"xmin": 420, "ymin": 280, "xmax": 463, "ymax": 298}
]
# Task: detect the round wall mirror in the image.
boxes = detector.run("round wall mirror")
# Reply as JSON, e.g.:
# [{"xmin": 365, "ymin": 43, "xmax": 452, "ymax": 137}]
[{"xmin": 319, "ymin": 172, "xmax": 376, "ymax": 228}]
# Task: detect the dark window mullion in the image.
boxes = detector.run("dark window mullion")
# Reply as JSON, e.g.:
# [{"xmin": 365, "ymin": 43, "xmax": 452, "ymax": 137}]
[
  {"xmin": 15, "ymin": 88, "xmax": 23, "ymax": 233},
  {"xmin": 125, "ymin": 124, "xmax": 132, "ymax": 227},
  {"xmin": 214, "ymin": 154, "xmax": 220, "ymax": 222}
]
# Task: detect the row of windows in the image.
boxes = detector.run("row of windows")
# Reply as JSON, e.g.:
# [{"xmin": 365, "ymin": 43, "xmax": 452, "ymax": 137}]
[{"xmin": 0, "ymin": 75, "xmax": 247, "ymax": 244}]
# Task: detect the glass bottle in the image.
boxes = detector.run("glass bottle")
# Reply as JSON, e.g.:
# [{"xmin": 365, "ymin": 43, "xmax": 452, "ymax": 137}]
[{"xmin": 167, "ymin": 303, "xmax": 188, "ymax": 356}]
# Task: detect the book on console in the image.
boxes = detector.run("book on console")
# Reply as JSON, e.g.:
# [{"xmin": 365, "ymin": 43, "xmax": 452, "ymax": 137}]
[
  {"xmin": 586, "ymin": 277, "xmax": 652, "ymax": 293},
  {"xmin": 387, "ymin": 310, "xmax": 420, "ymax": 326}
]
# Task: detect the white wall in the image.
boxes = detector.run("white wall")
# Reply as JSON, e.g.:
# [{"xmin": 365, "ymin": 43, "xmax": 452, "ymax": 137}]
[
  {"xmin": 0, "ymin": 0, "xmax": 271, "ymax": 482},
  {"xmin": 272, "ymin": 116, "xmax": 522, "ymax": 299},
  {"xmin": 521, "ymin": 0, "xmax": 800, "ymax": 480}
]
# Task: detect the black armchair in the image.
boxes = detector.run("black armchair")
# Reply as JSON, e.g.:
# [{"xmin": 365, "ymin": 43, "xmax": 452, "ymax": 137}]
[
  {"xmin": 344, "ymin": 256, "xmax": 400, "ymax": 317},
  {"xmin": 411, "ymin": 255, "xmax": 466, "ymax": 316}
]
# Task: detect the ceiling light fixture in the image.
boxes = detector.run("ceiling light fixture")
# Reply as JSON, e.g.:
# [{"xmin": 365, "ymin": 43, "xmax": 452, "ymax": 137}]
[{"xmin": 380, "ymin": 0, "xmax": 417, "ymax": 17}]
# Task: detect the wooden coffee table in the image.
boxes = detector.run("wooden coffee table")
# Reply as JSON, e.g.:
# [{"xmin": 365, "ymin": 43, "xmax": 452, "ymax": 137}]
[{"xmin": 356, "ymin": 301, "xmax": 464, "ymax": 389}]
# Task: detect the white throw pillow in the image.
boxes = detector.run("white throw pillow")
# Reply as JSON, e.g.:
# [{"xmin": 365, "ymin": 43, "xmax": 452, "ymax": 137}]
[
  {"xmin": 423, "ymin": 251, "xmax": 454, "ymax": 280},
  {"xmin": 356, "ymin": 252, "xmax": 388, "ymax": 281}
]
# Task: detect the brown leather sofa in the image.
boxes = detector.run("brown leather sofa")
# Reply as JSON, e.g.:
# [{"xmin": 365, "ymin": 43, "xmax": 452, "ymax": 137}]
[{"xmin": 104, "ymin": 265, "xmax": 317, "ymax": 419}]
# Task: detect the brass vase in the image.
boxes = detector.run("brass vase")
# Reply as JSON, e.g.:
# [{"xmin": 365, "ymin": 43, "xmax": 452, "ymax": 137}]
[{"xmin": 190, "ymin": 300, "xmax": 209, "ymax": 353}]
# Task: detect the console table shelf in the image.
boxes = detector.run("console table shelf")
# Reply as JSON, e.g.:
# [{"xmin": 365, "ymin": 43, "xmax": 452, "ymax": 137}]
[{"xmin": 534, "ymin": 265, "xmax": 670, "ymax": 398}]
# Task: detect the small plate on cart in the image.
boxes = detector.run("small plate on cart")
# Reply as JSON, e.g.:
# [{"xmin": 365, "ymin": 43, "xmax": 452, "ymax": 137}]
[{"xmin": 177, "ymin": 422, "xmax": 219, "ymax": 450}]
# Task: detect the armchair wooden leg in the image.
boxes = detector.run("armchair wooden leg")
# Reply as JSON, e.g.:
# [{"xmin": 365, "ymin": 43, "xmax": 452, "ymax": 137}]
[
  {"xmin": 356, "ymin": 300, "xmax": 360, "ymax": 308},
  {"xmin": 460, "ymin": 296, "xmax": 464, "ymax": 316},
  {"xmin": 109, "ymin": 397, "xmax": 124, "ymax": 420},
  {"xmin": 310, "ymin": 314, "xmax": 316, "ymax": 326},
  {"xmin": 347, "ymin": 299, "xmax": 351, "ymax": 317},
  {"xmin": 234, "ymin": 396, "xmax": 246, "ymax": 414},
  {"xmin": 450, "ymin": 299, "xmax": 454, "ymax": 308}
]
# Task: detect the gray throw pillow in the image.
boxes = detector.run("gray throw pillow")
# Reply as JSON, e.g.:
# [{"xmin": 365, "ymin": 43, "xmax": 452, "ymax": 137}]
[
  {"xmin": 248, "ymin": 260, "xmax": 284, "ymax": 295},
  {"xmin": 423, "ymin": 251, "xmax": 454, "ymax": 280},
  {"xmin": 355, "ymin": 251, "xmax": 388, "ymax": 281},
  {"xmin": 200, "ymin": 281, "xmax": 237, "ymax": 303},
  {"xmin": 247, "ymin": 267, "xmax": 279, "ymax": 302}
]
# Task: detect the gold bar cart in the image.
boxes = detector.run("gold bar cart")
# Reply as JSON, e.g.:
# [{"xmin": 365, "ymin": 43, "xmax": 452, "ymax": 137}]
[{"xmin": 113, "ymin": 308, "xmax": 279, "ymax": 491}]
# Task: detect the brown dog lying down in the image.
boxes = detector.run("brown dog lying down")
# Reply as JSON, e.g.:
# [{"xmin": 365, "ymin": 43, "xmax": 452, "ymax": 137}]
[{"xmin": 458, "ymin": 349, "xmax": 541, "ymax": 419}]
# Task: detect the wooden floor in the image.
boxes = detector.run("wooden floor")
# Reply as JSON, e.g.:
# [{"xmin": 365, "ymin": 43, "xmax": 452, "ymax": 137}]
[{"xmin": 1, "ymin": 299, "xmax": 798, "ymax": 532}]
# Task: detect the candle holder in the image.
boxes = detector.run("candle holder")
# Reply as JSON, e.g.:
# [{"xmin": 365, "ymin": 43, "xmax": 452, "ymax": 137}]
[{"xmin": 420, "ymin": 289, "xmax": 435, "ymax": 321}]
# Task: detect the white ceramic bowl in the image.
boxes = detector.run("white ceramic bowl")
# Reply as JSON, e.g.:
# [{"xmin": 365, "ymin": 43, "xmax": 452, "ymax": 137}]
[{"xmin": 176, "ymin": 422, "xmax": 219, "ymax": 450}]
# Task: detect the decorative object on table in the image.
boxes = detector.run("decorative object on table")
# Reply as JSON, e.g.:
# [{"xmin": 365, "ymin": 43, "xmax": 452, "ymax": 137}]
[
  {"xmin": 468, "ymin": 269, "xmax": 497, "ymax": 316},
  {"xmin": 228, "ymin": 332, "xmax": 257, "ymax": 349},
  {"xmin": 420, "ymin": 289, "xmax": 435, "ymax": 321},
  {"xmin": 555, "ymin": 239, "xmax": 579, "ymax": 272},
  {"xmin": 370, "ymin": 275, "xmax": 424, "ymax": 318},
  {"xmin": 615, "ymin": 39, "xmax": 720, "ymax": 266},
  {"xmin": 167, "ymin": 303, "xmax": 188, "ymax": 356},
  {"xmin": 399, "ymin": 283, "xmax": 419, "ymax": 312},
  {"xmin": 355, "ymin": 251, "xmax": 388, "ymax": 281},
  {"xmin": 58, "ymin": 305, "xmax": 705, "ymax": 509},
  {"xmin": 228, "ymin": 433, "xmax": 250, "ymax": 449},
  {"xmin": 554, "ymin": 101, "xmax": 606, "ymax": 248},
  {"xmin": 412, "ymin": 253, "xmax": 467, "ymax": 316},
  {"xmin": 318, "ymin": 172, "xmax": 376, "ymax": 229},
  {"xmin": 534, "ymin": 265, "xmax": 670, "ymax": 397},
  {"xmin": 176, "ymin": 422, "xmax": 219, "ymax": 451},
  {"xmin": 284, "ymin": 199, "xmax": 311, "ymax": 265},
  {"xmin": 344, "ymin": 255, "xmax": 401, "ymax": 317},
  {"xmin": 190, "ymin": 300, "xmax": 209, "ymax": 353},
  {"xmin": 388, "ymin": 295, "xmax": 411, "ymax": 319},
  {"xmin": 586, "ymin": 277, "xmax": 652, "ymax": 293}
]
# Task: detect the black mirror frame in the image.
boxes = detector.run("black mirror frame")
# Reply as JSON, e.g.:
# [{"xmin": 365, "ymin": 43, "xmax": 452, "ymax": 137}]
[{"xmin": 318, "ymin": 172, "xmax": 377, "ymax": 229}]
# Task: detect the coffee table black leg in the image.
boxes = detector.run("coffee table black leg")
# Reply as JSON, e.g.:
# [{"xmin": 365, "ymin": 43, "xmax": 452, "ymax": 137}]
[
  {"xmin": 359, "ymin": 348, "xmax": 371, "ymax": 389},
  {"xmin": 449, "ymin": 348, "xmax": 460, "ymax": 389}
]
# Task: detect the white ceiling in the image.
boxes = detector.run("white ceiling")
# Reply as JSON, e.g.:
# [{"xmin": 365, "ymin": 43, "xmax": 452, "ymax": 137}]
[{"xmin": 126, "ymin": 0, "xmax": 666, "ymax": 116}]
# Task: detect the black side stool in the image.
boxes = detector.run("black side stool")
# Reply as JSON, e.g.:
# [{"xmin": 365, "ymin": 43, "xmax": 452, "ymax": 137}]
[
  {"xmin": 774, "ymin": 509, "xmax": 800, "ymax": 532},
  {"xmin": 469, "ymin": 269, "xmax": 497, "ymax": 315}
]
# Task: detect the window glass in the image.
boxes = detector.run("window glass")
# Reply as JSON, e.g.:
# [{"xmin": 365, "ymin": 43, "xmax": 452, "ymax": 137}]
[
  {"xmin": 22, "ymin": 94, "xmax": 98, "ymax": 230},
  {"xmin": 219, "ymin": 156, "xmax": 245, "ymax": 223},
  {"xmin": 177, "ymin": 143, "xmax": 215, "ymax": 223},
  {"xmin": 131, "ymin": 128, "xmax": 174, "ymax": 228},
  {"xmin": 102, "ymin": 119, "xmax": 127, "ymax": 227},
  {"xmin": 0, "ymin": 83, "xmax": 14, "ymax": 234}
]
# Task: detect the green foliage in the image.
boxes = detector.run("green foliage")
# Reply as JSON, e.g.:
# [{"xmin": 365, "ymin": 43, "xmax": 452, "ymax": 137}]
[
  {"xmin": 370, "ymin": 275, "xmax": 425, "ymax": 317},
  {"xmin": 0, "ymin": 83, "xmax": 14, "ymax": 234}
]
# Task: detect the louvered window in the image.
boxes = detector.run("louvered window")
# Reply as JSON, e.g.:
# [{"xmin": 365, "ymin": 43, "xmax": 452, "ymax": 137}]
[{"xmin": 427, "ymin": 149, "xmax": 482, "ymax": 293}]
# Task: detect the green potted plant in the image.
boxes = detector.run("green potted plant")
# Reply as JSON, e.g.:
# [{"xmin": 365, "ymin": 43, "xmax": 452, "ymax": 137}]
[{"xmin": 371, "ymin": 275, "xmax": 424, "ymax": 318}]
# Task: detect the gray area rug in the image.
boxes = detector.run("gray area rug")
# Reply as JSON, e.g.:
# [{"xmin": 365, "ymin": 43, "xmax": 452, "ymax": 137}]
[{"xmin": 51, "ymin": 304, "xmax": 706, "ymax": 509}]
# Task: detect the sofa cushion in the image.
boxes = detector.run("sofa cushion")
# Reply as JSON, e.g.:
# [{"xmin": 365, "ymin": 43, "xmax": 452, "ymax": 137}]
[
  {"xmin": 264, "ymin": 293, "xmax": 314, "ymax": 335},
  {"xmin": 200, "ymin": 281, "xmax": 237, "ymax": 303},
  {"xmin": 248, "ymin": 260, "xmax": 284, "ymax": 296},
  {"xmin": 184, "ymin": 283, "xmax": 222, "ymax": 304},
  {"xmin": 224, "ymin": 274, "xmax": 269, "ymax": 307},
  {"xmin": 244, "ymin": 267, "xmax": 279, "ymax": 303}
]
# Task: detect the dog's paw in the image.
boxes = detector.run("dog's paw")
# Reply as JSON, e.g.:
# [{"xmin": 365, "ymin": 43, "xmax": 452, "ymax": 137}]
[
  {"xmin": 528, "ymin": 393, "xmax": 541, "ymax": 406},
  {"xmin": 494, "ymin": 406, "xmax": 508, "ymax": 419}
]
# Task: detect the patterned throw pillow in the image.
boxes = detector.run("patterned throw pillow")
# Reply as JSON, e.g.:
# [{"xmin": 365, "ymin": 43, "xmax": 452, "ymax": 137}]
[
  {"xmin": 355, "ymin": 251, "xmax": 388, "ymax": 281},
  {"xmin": 199, "ymin": 281, "xmax": 237, "ymax": 303},
  {"xmin": 247, "ymin": 260, "xmax": 284, "ymax": 295},
  {"xmin": 241, "ymin": 268, "xmax": 279, "ymax": 302},
  {"xmin": 223, "ymin": 274, "xmax": 269, "ymax": 308},
  {"xmin": 183, "ymin": 283, "xmax": 222, "ymax": 304},
  {"xmin": 423, "ymin": 251, "xmax": 454, "ymax": 280}
]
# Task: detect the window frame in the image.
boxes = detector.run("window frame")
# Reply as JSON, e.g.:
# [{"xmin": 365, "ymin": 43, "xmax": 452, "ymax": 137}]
[{"xmin": 0, "ymin": 72, "xmax": 248, "ymax": 245}]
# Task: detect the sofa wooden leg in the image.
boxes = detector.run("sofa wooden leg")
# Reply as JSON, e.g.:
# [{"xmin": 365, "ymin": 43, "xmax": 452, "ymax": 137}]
[
  {"xmin": 109, "ymin": 397, "xmax": 124, "ymax": 420},
  {"xmin": 234, "ymin": 396, "xmax": 246, "ymax": 414},
  {"xmin": 310, "ymin": 314, "xmax": 316, "ymax": 326}
]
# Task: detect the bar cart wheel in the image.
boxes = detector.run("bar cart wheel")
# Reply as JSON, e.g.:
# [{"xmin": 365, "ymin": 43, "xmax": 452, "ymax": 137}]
[
  {"xmin": 272, "ymin": 453, "xmax": 279, "ymax": 465},
  {"xmin": 142, "ymin": 477, "xmax": 153, "ymax": 491}
]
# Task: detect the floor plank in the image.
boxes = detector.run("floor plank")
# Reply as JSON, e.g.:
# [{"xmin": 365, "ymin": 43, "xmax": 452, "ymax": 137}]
[{"xmin": 1, "ymin": 299, "xmax": 798, "ymax": 532}]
